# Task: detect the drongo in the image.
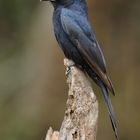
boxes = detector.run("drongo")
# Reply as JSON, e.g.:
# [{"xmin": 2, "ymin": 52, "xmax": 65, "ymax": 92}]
[{"xmin": 41, "ymin": 0, "xmax": 118, "ymax": 139}]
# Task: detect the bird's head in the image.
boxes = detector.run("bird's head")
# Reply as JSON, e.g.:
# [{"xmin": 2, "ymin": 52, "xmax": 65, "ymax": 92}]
[
  {"xmin": 41, "ymin": 0, "xmax": 87, "ymax": 12},
  {"xmin": 41, "ymin": 0, "xmax": 70, "ymax": 5},
  {"xmin": 41, "ymin": 0, "xmax": 83, "ymax": 7}
]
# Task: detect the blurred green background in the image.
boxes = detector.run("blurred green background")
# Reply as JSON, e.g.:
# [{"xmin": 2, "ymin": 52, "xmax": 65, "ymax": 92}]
[{"xmin": 0, "ymin": 0, "xmax": 140, "ymax": 140}]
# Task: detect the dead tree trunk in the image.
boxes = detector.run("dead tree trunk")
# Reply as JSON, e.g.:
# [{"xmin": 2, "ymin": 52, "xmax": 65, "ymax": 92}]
[{"xmin": 45, "ymin": 58, "xmax": 98, "ymax": 140}]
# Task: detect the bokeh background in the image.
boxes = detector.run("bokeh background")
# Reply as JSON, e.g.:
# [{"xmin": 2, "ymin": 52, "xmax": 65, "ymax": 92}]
[{"xmin": 0, "ymin": 0, "xmax": 140, "ymax": 140}]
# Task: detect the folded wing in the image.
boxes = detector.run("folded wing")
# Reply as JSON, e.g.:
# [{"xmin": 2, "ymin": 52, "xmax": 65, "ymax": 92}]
[{"xmin": 60, "ymin": 8, "xmax": 115, "ymax": 95}]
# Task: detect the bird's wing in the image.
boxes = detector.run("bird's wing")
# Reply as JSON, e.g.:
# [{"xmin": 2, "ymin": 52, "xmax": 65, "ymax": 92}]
[{"xmin": 60, "ymin": 9, "xmax": 115, "ymax": 95}]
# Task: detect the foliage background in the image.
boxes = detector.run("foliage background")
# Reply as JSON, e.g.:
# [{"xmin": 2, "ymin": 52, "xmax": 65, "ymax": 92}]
[{"xmin": 0, "ymin": 0, "xmax": 140, "ymax": 140}]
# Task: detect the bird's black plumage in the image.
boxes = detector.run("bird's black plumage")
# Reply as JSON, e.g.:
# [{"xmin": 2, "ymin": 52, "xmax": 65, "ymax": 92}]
[{"xmin": 42, "ymin": 0, "xmax": 118, "ymax": 139}]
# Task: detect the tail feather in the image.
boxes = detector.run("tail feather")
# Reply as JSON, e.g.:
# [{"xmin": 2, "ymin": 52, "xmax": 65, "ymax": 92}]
[
  {"xmin": 98, "ymin": 80, "xmax": 119, "ymax": 140},
  {"xmin": 106, "ymin": 75, "xmax": 115, "ymax": 96}
]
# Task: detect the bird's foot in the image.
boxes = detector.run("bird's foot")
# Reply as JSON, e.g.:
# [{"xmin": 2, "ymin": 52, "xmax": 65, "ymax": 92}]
[
  {"xmin": 64, "ymin": 58, "xmax": 75, "ymax": 76},
  {"xmin": 66, "ymin": 64, "xmax": 75, "ymax": 76}
]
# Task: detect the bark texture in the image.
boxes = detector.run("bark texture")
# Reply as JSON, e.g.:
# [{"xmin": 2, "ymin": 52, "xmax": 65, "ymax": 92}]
[{"xmin": 45, "ymin": 58, "xmax": 98, "ymax": 140}]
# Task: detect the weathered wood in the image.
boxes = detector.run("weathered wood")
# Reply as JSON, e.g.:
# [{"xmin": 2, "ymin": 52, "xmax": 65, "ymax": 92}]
[
  {"xmin": 45, "ymin": 58, "xmax": 98, "ymax": 140},
  {"xmin": 45, "ymin": 127, "xmax": 59, "ymax": 140}
]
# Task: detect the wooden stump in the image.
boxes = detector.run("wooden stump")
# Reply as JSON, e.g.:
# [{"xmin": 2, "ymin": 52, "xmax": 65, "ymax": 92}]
[{"xmin": 45, "ymin": 58, "xmax": 98, "ymax": 140}]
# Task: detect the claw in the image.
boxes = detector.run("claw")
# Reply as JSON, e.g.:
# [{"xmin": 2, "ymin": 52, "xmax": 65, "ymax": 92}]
[{"xmin": 66, "ymin": 64, "xmax": 75, "ymax": 76}]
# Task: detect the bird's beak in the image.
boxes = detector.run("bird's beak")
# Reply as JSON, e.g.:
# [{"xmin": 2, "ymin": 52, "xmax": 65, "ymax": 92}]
[
  {"xmin": 40, "ymin": 0, "xmax": 49, "ymax": 1},
  {"xmin": 40, "ymin": 0, "xmax": 56, "ymax": 2}
]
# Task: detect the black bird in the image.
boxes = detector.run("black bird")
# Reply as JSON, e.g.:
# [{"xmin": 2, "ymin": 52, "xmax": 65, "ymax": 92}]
[{"xmin": 42, "ymin": 0, "xmax": 118, "ymax": 139}]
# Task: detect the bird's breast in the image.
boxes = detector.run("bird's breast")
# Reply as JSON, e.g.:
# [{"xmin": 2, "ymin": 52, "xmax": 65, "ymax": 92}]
[{"xmin": 52, "ymin": 9, "xmax": 86, "ymax": 65}]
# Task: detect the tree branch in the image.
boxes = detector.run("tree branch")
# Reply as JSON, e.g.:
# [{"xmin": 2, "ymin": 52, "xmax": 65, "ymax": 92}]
[{"xmin": 45, "ymin": 58, "xmax": 98, "ymax": 140}]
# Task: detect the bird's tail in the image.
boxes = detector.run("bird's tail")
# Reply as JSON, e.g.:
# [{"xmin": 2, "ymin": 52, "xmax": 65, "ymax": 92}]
[{"xmin": 98, "ymin": 80, "xmax": 119, "ymax": 140}]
